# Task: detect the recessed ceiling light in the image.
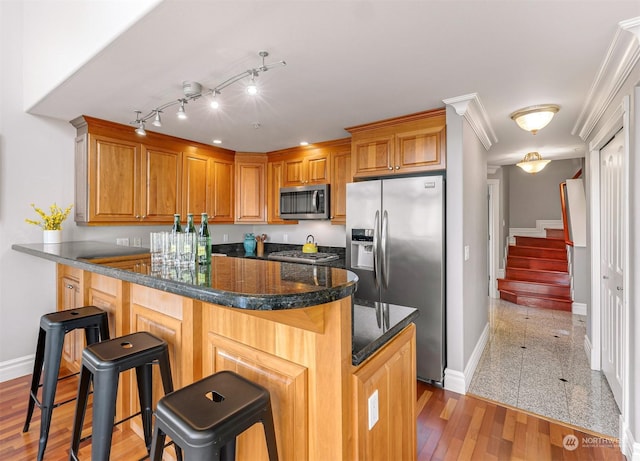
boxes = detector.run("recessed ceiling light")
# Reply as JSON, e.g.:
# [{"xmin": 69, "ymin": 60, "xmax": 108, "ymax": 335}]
[
  {"xmin": 212, "ymin": 139, "xmax": 222, "ymax": 145},
  {"xmin": 299, "ymin": 141, "xmax": 309, "ymax": 146}
]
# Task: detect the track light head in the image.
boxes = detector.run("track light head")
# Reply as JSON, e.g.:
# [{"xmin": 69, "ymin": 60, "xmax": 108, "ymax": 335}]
[
  {"xmin": 152, "ymin": 111, "xmax": 162, "ymax": 127},
  {"xmin": 177, "ymin": 100, "xmax": 187, "ymax": 120}
]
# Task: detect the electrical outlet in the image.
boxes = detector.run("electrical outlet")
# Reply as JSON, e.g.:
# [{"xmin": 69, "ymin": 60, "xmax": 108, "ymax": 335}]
[
  {"xmin": 132, "ymin": 237, "xmax": 141, "ymax": 247},
  {"xmin": 223, "ymin": 234, "xmax": 229, "ymax": 243},
  {"xmin": 368, "ymin": 390, "xmax": 379, "ymax": 430},
  {"xmin": 283, "ymin": 233, "xmax": 289, "ymax": 243},
  {"xmin": 116, "ymin": 238, "xmax": 129, "ymax": 246}
]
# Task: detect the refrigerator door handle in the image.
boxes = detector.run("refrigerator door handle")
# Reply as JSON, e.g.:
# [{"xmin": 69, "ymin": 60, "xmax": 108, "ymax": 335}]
[
  {"xmin": 381, "ymin": 210, "xmax": 390, "ymax": 289},
  {"xmin": 373, "ymin": 210, "xmax": 380, "ymax": 288}
]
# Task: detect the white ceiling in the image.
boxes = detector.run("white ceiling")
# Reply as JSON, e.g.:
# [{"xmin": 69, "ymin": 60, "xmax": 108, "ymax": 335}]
[{"xmin": 28, "ymin": 1, "xmax": 640, "ymax": 165}]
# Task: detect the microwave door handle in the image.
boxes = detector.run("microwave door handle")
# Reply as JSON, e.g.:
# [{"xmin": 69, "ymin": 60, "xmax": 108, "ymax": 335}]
[
  {"xmin": 312, "ymin": 190, "xmax": 319, "ymax": 212},
  {"xmin": 373, "ymin": 210, "xmax": 380, "ymax": 288}
]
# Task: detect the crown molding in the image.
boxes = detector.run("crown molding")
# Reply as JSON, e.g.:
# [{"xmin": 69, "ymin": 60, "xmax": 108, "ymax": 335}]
[
  {"xmin": 443, "ymin": 93, "xmax": 497, "ymax": 151},
  {"xmin": 572, "ymin": 17, "xmax": 640, "ymax": 141},
  {"xmin": 487, "ymin": 165, "xmax": 501, "ymax": 175}
]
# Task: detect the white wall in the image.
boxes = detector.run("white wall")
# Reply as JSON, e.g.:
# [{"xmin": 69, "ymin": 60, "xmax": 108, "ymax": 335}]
[{"xmin": 444, "ymin": 105, "xmax": 489, "ymax": 392}]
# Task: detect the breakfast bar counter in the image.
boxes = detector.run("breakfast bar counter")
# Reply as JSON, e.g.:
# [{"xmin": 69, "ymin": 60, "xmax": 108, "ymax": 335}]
[{"xmin": 13, "ymin": 241, "xmax": 417, "ymax": 461}]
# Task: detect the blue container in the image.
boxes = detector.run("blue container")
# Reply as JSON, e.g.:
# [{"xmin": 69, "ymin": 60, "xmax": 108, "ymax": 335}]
[{"xmin": 243, "ymin": 233, "xmax": 256, "ymax": 254}]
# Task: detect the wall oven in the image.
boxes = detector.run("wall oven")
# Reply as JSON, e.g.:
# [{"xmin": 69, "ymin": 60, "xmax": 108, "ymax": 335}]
[{"xmin": 279, "ymin": 184, "xmax": 330, "ymax": 220}]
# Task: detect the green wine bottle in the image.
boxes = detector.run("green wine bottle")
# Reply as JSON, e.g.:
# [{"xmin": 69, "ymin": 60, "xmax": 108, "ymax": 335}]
[
  {"xmin": 197, "ymin": 213, "xmax": 211, "ymax": 265},
  {"xmin": 171, "ymin": 213, "xmax": 182, "ymax": 233}
]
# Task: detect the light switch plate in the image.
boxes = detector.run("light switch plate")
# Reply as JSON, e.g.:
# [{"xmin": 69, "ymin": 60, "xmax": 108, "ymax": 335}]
[
  {"xmin": 368, "ymin": 390, "xmax": 379, "ymax": 430},
  {"xmin": 464, "ymin": 245, "xmax": 470, "ymax": 261}
]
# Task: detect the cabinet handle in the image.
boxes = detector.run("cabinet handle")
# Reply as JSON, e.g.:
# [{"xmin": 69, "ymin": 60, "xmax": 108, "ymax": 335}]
[
  {"xmin": 135, "ymin": 215, "xmax": 141, "ymax": 219},
  {"xmin": 617, "ymin": 286, "xmax": 623, "ymax": 291},
  {"xmin": 395, "ymin": 165, "xmax": 400, "ymax": 170},
  {"xmin": 388, "ymin": 166, "xmax": 393, "ymax": 170},
  {"xmin": 66, "ymin": 284, "xmax": 74, "ymax": 289}
]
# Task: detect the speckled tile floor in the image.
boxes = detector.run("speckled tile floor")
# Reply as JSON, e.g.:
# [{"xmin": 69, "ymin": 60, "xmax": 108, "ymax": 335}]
[{"xmin": 469, "ymin": 298, "xmax": 620, "ymax": 437}]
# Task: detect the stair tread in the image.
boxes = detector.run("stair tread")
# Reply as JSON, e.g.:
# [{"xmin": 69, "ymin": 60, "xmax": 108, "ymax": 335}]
[
  {"xmin": 498, "ymin": 289, "xmax": 572, "ymax": 302},
  {"xmin": 506, "ymin": 267, "xmax": 569, "ymax": 275},
  {"xmin": 498, "ymin": 278, "xmax": 570, "ymax": 288}
]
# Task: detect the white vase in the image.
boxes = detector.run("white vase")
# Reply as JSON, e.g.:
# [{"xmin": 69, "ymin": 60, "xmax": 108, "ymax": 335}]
[{"xmin": 43, "ymin": 230, "xmax": 62, "ymax": 244}]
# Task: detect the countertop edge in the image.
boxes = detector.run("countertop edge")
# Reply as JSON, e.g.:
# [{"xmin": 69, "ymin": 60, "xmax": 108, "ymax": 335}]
[{"xmin": 12, "ymin": 243, "xmax": 358, "ymax": 311}]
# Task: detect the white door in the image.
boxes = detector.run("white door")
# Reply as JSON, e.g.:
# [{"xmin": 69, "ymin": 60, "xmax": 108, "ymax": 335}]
[{"xmin": 600, "ymin": 129, "xmax": 625, "ymax": 408}]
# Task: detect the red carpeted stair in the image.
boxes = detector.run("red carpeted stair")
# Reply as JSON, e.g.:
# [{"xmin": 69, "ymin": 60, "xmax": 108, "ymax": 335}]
[{"xmin": 498, "ymin": 229, "xmax": 572, "ymax": 311}]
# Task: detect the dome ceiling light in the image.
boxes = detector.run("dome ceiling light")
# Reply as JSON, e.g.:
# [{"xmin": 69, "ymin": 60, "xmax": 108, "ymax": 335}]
[
  {"xmin": 516, "ymin": 152, "xmax": 551, "ymax": 174},
  {"xmin": 510, "ymin": 104, "xmax": 560, "ymax": 135},
  {"xmin": 130, "ymin": 50, "xmax": 286, "ymax": 140}
]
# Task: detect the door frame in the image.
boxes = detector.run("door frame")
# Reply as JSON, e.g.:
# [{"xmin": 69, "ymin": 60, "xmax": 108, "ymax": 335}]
[
  {"xmin": 587, "ymin": 95, "xmax": 630, "ymax": 425},
  {"xmin": 487, "ymin": 179, "xmax": 500, "ymax": 298}
]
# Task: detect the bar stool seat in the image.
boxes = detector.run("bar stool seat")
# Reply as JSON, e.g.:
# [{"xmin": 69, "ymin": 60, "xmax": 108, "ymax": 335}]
[
  {"xmin": 69, "ymin": 331, "xmax": 174, "ymax": 461},
  {"xmin": 23, "ymin": 306, "xmax": 110, "ymax": 461},
  {"xmin": 150, "ymin": 370, "xmax": 279, "ymax": 461}
]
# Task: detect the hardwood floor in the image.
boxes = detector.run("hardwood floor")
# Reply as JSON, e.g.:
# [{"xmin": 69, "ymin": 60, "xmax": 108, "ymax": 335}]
[{"xmin": 0, "ymin": 371, "xmax": 625, "ymax": 460}]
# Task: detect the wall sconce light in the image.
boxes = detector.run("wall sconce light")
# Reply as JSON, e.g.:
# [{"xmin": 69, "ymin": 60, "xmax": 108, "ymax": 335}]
[
  {"xmin": 516, "ymin": 152, "xmax": 551, "ymax": 174},
  {"xmin": 510, "ymin": 104, "xmax": 560, "ymax": 135},
  {"xmin": 130, "ymin": 50, "xmax": 286, "ymax": 141}
]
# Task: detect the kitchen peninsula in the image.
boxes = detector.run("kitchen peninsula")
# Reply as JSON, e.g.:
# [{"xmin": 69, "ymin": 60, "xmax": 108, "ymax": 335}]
[{"xmin": 13, "ymin": 241, "xmax": 418, "ymax": 461}]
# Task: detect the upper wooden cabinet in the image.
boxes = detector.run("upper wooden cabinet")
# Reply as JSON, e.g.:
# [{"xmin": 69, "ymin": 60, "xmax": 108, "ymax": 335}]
[
  {"xmin": 280, "ymin": 150, "xmax": 330, "ymax": 187},
  {"xmin": 266, "ymin": 160, "xmax": 296, "ymax": 225},
  {"xmin": 346, "ymin": 109, "xmax": 446, "ymax": 178},
  {"xmin": 235, "ymin": 153, "xmax": 267, "ymax": 224},
  {"xmin": 72, "ymin": 116, "xmax": 235, "ymax": 225},
  {"xmin": 330, "ymin": 142, "xmax": 352, "ymax": 224}
]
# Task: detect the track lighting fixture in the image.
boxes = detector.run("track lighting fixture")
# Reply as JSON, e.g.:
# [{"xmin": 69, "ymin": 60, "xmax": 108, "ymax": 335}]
[
  {"xmin": 129, "ymin": 50, "xmax": 286, "ymax": 136},
  {"xmin": 177, "ymin": 100, "xmax": 187, "ymax": 120},
  {"xmin": 133, "ymin": 111, "xmax": 146, "ymax": 136},
  {"xmin": 152, "ymin": 111, "xmax": 162, "ymax": 127}
]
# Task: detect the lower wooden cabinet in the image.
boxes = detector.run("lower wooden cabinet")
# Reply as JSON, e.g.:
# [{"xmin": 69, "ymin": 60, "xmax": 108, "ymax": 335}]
[
  {"xmin": 352, "ymin": 324, "xmax": 416, "ymax": 461},
  {"xmin": 59, "ymin": 273, "xmax": 84, "ymax": 371}
]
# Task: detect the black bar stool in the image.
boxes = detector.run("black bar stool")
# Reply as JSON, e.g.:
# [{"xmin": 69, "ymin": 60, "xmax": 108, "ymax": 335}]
[
  {"xmin": 69, "ymin": 331, "xmax": 174, "ymax": 461},
  {"xmin": 23, "ymin": 306, "xmax": 110, "ymax": 461},
  {"xmin": 150, "ymin": 370, "xmax": 279, "ymax": 461}
]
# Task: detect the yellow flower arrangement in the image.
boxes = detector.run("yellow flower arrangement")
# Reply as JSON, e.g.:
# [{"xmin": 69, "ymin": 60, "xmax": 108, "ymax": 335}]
[{"xmin": 25, "ymin": 203, "xmax": 73, "ymax": 230}]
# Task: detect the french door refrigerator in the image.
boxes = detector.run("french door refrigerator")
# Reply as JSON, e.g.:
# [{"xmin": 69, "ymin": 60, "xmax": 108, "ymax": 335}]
[{"xmin": 346, "ymin": 175, "xmax": 445, "ymax": 383}]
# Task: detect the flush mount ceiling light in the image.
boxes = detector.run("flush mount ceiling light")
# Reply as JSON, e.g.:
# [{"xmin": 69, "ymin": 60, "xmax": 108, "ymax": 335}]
[
  {"xmin": 516, "ymin": 152, "xmax": 551, "ymax": 174},
  {"xmin": 130, "ymin": 50, "xmax": 286, "ymax": 139},
  {"xmin": 510, "ymin": 104, "xmax": 560, "ymax": 135}
]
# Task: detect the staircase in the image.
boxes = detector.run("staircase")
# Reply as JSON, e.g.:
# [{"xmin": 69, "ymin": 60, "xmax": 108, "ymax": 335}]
[{"xmin": 498, "ymin": 228, "xmax": 572, "ymax": 311}]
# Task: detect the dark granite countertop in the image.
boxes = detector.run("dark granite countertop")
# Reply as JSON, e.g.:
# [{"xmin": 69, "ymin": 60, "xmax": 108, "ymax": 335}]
[
  {"xmin": 13, "ymin": 242, "xmax": 417, "ymax": 365},
  {"xmin": 12, "ymin": 241, "xmax": 356, "ymax": 310},
  {"xmin": 212, "ymin": 242, "xmax": 346, "ymax": 268},
  {"xmin": 352, "ymin": 298, "xmax": 419, "ymax": 365}
]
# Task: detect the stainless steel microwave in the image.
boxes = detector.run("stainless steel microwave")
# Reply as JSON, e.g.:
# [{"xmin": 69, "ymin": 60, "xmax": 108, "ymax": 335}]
[{"xmin": 279, "ymin": 184, "xmax": 330, "ymax": 220}]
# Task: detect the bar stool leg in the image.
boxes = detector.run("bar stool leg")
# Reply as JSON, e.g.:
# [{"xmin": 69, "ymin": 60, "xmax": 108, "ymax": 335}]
[
  {"xmin": 36, "ymin": 327, "xmax": 65, "ymax": 461},
  {"xmin": 89, "ymin": 369, "xmax": 119, "ymax": 461},
  {"xmin": 69, "ymin": 365, "xmax": 92, "ymax": 460},
  {"xmin": 262, "ymin": 401, "xmax": 279, "ymax": 461},
  {"xmin": 23, "ymin": 328, "xmax": 46, "ymax": 433},
  {"xmin": 149, "ymin": 424, "xmax": 167, "ymax": 461},
  {"xmin": 135, "ymin": 363, "xmax": 154, "ymax": 451}
]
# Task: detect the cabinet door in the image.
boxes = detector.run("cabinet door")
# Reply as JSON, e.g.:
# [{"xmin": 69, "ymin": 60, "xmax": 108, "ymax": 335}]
[
  {"xmin": 235, "ymin": 157, "xmax": 266, "ymax": 223},
  {"xmin": 267, "ymin": 161, "xmax": 296, "ymax": 224},
  {"xmin": 89, "ymin": 135, "xmax": 140, "ymax": 222},
  {"xmin": 182, "ymin": 152, "xmax": 211, "ymax": 217},
  {"xmin": 351, "ymin": 135, "xmax": 394, "ymax": 178},
  {"xmin": 282, "ymin": 155, "xmax": 305, "ymax": 186},
  {"xmin": 60, "ymin": 276, "xmax": 83, "ymax": 371},
  {"xmin": 330, "ymin": 149, "xmax": 351, "ymax": 224},
  {"xmin": 142, "ymin": 146, "xmax": 181, "ymax": 222},
  {"xmin": 394, "ymin": 125, "xmax": 446, "ymax": 173},
  {"xmin": 305, "ymin": 152, "xmax": 330, "ymax": 184},
  {"xmin": 211, "ymin": 158, "xmax": 234, "ymax": 223}
]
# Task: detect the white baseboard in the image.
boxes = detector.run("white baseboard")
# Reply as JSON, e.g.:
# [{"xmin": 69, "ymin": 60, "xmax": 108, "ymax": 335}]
[
  {"xmin": 0, "ymin": 354, "xmax": 34, "ymax": 383},
  {"xmin": 584, "ymin": 335, "xmax": 593, "ymax": 368},
  {"xmin": 509, "ymin": 219, "xmax": 564, "ymax": 242},
  {"xmin": 622, "ymin": 417, "xmax": 640, "ymax": 461},
  {"xmin": 572, "ymin": 302, "xmax": 587, "ymax": 316},
  {"xmin": 444, "ymin": 322, "xmax": 490, "ymax": 395}
]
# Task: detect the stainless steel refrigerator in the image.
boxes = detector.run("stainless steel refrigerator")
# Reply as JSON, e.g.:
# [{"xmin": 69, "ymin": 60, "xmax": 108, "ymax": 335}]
[{"xmin": 346, "ymin": 175, "xmax": 445, "ymax": 383}]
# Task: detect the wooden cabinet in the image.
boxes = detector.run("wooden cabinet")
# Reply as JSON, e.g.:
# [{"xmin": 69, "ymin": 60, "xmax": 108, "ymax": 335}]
[
  {"xmin": 59, "ymin": 274, "xmax": 84, "ymax": 371},
  {"xmin": 352, "ymin": 324, "xmax": 416, "ymax": 461},
  {"xmin": 330, "ymin": 144, "xmax": 352, "ymax": 224},
  {"xmin": 235, "ymin": 154, "xmax": 267, "ymax": 223},
  {"xmin": 282, "ymin": 151, "xmax": 329, "ymax": 187},
  {"xmin": 347, "ymin": 109, "xmax": 446, "ymax": 178},
  {"xmin": 72, "ymin": 116, "xmax": 235, "ymax": 226},
  {"xmin": 267, "ymin": 160, "xmax": 297, "ymax": 224}
]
